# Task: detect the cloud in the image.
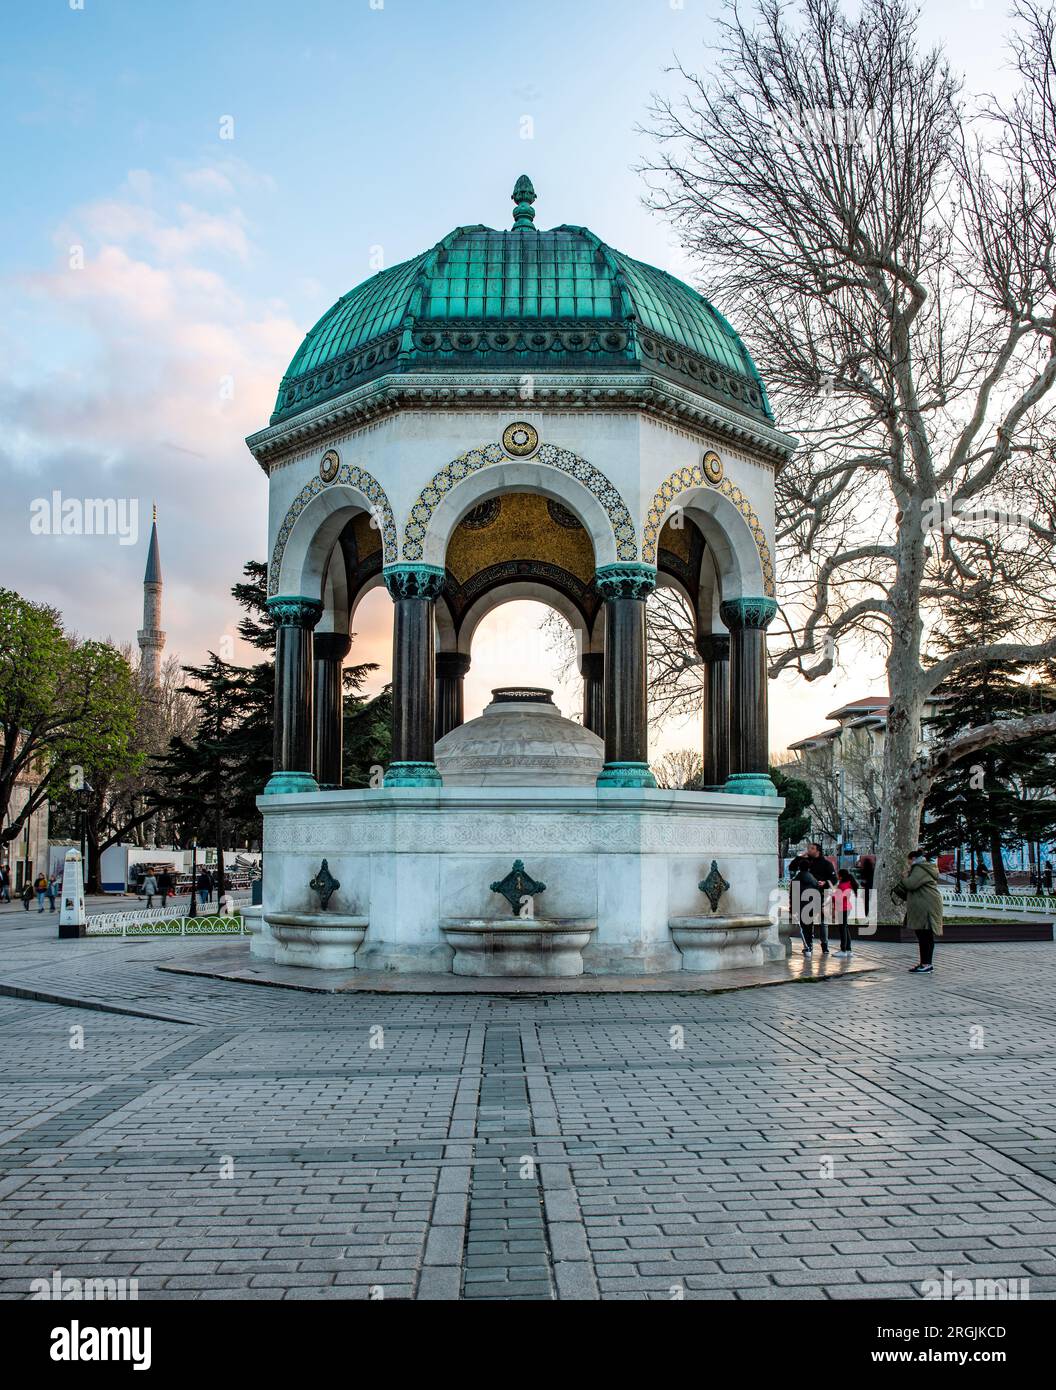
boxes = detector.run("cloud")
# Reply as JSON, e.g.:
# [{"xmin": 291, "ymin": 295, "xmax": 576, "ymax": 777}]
[{"xmin": 0, "ymin": 161, "xmax": 302, "ymax": 671}]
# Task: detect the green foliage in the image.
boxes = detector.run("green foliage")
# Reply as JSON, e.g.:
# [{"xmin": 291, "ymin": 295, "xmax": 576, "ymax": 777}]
[
  {"xmin": 0, "ymin": 588, "xmax": 141, "ymax": 847},
  {"xmin": 770, "ymin": 764, "xmax": 813, "ymax": 849}
]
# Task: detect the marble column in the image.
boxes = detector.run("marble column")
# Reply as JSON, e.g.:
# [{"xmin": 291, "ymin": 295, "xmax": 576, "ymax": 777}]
[
  {"xmin": 695, "ymin": 633, "xmax": 730, "ymax": 791},
  {"xmin": 581, "ymin": 651, "xmax": 605, "ymax": 738},
  {"xmin": 719, "ymin": 597, "xmax": 778, "ymax": 796},
  {"xmin": 384, "ymin": 565, "xmax": 445, "ymax": 787},
  {"xmin": 435, "ymin": 652, "xmax": 471, "ymax": 741},
  {"xmin": 595, "ymin": 564, "xmax": 657, "ymax": 788},
  {"xmin": 313, "ymin": 632, "xmax": 351, "ymax": 789},
  {"xmin": 264, "ymin": 596, "xmax": 322, "ymax": 795}
]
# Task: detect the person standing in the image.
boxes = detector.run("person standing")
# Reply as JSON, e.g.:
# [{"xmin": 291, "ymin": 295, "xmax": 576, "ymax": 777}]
[
  {"xmin": 831, "ymin": 868, "xmax": 859, "ymax": 957},
  {"xmin": 141, "ymin": 871, "xmax": 158, "ymax": 910},
  {"xmin": 788, "ymin": 842, "xmax": 838, "ymax": 956},
  {"xmin": 46, "ymin": 872, "xmax": 59, "ymax": 913},
  {"xmin": 856, "ymin": 852, "xmax": 876, "ymax": 918},
  {"xmin": 21, "ymin": 880, "xmax": 33, "ymax": 911},
  {"xmin": 34, "ymin": 871, "xmax": 48, "ymax": 913},
  {"xmin": 197, "ymin": 868, "xmax": 212, "ymax": 908},
  {"xmin": 893, "ymin": 848, "xmax": 943, "ymax": 973},
  {"xmin": 158, "ymin": 869, "xmax": 172, "ymax": 909},
  {"xmin": 0, "ymin": 863, "xmax": 10, "ymax": 903}
]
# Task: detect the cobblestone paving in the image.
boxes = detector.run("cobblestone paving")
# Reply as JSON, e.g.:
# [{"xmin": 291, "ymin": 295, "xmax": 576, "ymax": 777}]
[{"xmin": 1, "ymin": 917, "xmax": 1055, "ymax": 1299}]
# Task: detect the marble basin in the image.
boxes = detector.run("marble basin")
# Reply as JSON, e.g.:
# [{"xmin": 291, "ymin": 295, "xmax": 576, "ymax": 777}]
[
  {"xmin": 266, "ymin": 911, "xmax": 368, "ymax": 969},
  {"xmin": 441, "ymin": 918, "xmax": 596, "ymax": 977},
  {"xmin": 669, "ymin": 915, "xmax": 772, "ymax": 971}
]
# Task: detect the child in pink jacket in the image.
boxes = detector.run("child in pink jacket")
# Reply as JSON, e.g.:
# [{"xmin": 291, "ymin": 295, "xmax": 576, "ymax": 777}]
[{"xmin": 831, "ymin": 869, "xmax": 859, "ymax": 957}]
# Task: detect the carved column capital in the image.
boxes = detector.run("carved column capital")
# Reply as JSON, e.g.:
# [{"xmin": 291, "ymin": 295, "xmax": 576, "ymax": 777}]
[
  {"xmin": 594, "ymin": 563, "xmax": 657, "ymax": 601},
  {"xmin": 719, "ymin": 597, "xmax": 778, "ymax": 631},
  {"xmin": 383, "ymin": 564, "xmax": 446, "ymax": 601},
  {"xmin": 436, "ymin": 652, "xmax": 472, "ymax": 679},
  {"xmin": 695, "ymin": 633, "xmax": 730, "ymax": 663},
  {"xmin": 267, "ymin": 595, "xmax": 323, "ymax": 629},
  {"xmin": 314, "ymin": 632, "xmax": 352, "ymax": 663}
]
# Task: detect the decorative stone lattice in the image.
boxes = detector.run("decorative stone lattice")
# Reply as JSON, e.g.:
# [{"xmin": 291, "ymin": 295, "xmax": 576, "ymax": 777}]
[
  {"xmin": 641, "ymin": 461, "xmax": 775, "ymax": 597},
  {"xmin": 269, "ymin": 460, "xmax": 397, "ymax": 596},
  {"xmin": 401, "ymin": 440, "xmax": 638, "ymax": 563}
]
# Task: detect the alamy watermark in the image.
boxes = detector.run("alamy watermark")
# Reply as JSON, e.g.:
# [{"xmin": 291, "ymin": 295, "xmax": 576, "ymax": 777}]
[{"xmin": 30, "ymin": 492, "xmax": 139, "ymax": 546}]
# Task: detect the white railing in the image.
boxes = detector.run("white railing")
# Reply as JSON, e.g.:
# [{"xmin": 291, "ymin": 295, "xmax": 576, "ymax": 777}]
[
  {"xmin": 85, "ymin": 895, "xmax": 251, "ymax": 938},
  {"xmin": 939, "ymin": 888, "xmax": 1056, "ymax": 916}
]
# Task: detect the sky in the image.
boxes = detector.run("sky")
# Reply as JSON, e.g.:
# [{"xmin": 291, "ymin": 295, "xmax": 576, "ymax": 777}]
[{"xmin": 0, "ymin": 0, "xmax": 1025, "ymax": 753}]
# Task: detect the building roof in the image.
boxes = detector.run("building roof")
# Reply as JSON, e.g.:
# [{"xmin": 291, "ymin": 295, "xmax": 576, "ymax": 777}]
[
  {"xmin": 271, "ymin": 176, "xmax": 772, "ymax": 427},
  {"xmin": 143, "ymin": 517, "xmax": 162, "ymax": 586}
]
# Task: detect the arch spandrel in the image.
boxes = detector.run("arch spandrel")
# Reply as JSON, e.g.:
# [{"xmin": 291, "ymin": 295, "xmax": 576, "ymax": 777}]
[
  {"xmin": 642, "ymin": 463, "xmax": 774, "ymax": 599},
  {"xmin": 270, "ymin": 465, "xmax": 397, "ymax": 599},
  {"xmin": 402, "ymin": 440, "xmax": 637, "ymax": 569}
]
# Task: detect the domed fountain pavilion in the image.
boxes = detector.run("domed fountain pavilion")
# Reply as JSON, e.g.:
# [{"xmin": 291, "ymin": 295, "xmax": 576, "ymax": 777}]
[{"xmin": 246, "ymin": 177, "xmax": 797, "ymax": 976}]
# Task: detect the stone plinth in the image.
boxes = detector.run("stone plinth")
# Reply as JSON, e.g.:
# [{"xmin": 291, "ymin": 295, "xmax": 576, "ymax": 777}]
[
  {"xmin": 257, "ymin": 785, "xmax": 782, "ymax": 974},
  {"xmin": 442, "ymin": 918, "xmax": 595, "ymax": 976},
  {"xmin": 669, "ymin": 915, "xmax": 773, "ymax": 970}
]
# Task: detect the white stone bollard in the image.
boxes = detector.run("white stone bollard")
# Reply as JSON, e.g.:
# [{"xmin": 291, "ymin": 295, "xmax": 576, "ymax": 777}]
[{"xmin": 58, "ymin": 849, "xmax": 86, "ymax": 939}]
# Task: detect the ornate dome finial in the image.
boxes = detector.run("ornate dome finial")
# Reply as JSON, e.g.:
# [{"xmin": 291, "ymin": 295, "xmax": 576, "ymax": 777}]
[{"xmin": 511, "ymin": 174, "xmax": 536, "ymax": 229}]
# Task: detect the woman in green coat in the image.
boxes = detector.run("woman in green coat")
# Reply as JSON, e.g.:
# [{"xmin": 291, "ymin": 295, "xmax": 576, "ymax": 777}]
[{"xmin": 891, "ymin": 849, "xmax": 943, "ymax": 973}]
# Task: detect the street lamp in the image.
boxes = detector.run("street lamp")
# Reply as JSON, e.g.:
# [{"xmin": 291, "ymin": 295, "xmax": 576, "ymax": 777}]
[
  {"xmin": 188, "ymin": 836, "xmax": 198, "ymax": 919},
  {"xmin": 78, "ymin": 782, "xmax": 94, "ymax": 890}
]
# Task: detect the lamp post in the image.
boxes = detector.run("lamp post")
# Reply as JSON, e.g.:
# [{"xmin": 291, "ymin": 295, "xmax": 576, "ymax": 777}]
[
  {"xmin": 188, "ymin": 836, "xmax": 198, "ymax": 919},
  {"xmin": 78, "ymin": 782, "xmax": 93, "ymax": 891}
]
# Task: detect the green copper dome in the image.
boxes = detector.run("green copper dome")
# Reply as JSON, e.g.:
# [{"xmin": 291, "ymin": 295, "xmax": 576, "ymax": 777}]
[{"xmin": 272, "ymin": 178, "xmax": 771, "ymax": 426}]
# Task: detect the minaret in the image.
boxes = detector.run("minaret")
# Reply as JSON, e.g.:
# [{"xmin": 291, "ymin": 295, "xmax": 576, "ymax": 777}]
[{"xmin": 138, "ymin": 505, "xmax": 165, "ymax": 689}]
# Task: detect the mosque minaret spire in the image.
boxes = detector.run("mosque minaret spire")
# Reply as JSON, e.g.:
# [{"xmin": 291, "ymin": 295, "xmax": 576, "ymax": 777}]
[{"xmin": 137, "ymin": 503, "xmax": 165, "ymax": 689}]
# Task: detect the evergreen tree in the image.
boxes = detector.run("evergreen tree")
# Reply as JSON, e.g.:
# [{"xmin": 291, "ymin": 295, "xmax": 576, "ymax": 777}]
[
  {"xmin": 920, "ymin": 589, "xmax": 1056, "ymax": 893},
  {"xmin": 771, "ymin": 765, "xmax": 813, "ymax": 858}
]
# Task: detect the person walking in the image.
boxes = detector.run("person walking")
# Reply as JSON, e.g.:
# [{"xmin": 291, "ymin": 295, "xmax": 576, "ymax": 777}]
[
  {"xmin": 788, "ymin": 842, "xmax": 838, "ymax": 956},
  {"xmin": 46, "ymin": 871, "xmax": 59, "ymax": 913},
  {"xmin": 21, "ymin": 879, "xmax": 33, "ymax": 911},
  {"xmin": 831, "ymin": 868, "xmax": 859, "ymax": 958},
  {"xmin": 34, "ymin": 871, "xmax": 48, "ymax": 913},
  {"xmin": 158, "ymin": 869, "xmax": 172, "ymax": 909},
  {"xmin": 892, "ymin": 848, "xmax": 943, "ymax": 973},
  {"xmin": 141, "ymin": 871, "xmax": 158, "ymax": 910},
  {"xmin": 0, "ymin": 863, "xmax": 10, "ymax": 903},
  {"xmin": 197, "ymin": 868, "xmax": 212, "ymax": 908}
]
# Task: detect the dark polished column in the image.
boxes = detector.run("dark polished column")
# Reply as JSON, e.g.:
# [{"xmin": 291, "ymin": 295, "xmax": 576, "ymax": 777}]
[
  {"xmin": 435, "ymin": 652, "xmax": 471, "ymax": 741},
  {"xmin": 581, "ymin": 652, "xmax": 605, "ymax": 738},
  {"xmin": 313, "ymin": 633, "xmax": 351, "ymax": 789},
  {"xmin": 264, "ymin": 596, "xmax": 322, "ymax": 795},
  {"xmin": 595, "ymin": 564, "xmax": 656, "ymax": 788},
  {"xmin": 384, "ymin": 565, "xmax": 445, "ymax": 787},
  {"xmin": 719, "ymin": 597, "xmax": 778, "ymax": 796},
  {"xmin": 695, "ymin": 633, "xmax": 730, "ymax": 790}
]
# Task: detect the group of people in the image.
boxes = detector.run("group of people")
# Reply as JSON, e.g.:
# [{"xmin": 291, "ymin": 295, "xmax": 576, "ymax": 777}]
[
  {"xmin": 788, "ymin": 841, "xmax": 943, "ymax": 973},
  {"xmin": 0, "ymin": 867, "xmax": 64, "ymax": 913},
  {"xmin": 139, "ymin": 867, "xmax": 217, "ymax": 909}
]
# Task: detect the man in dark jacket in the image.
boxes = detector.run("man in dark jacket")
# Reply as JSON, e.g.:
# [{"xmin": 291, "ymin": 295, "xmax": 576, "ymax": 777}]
[{"xmin": 788, "ymin": 842, "xmax": 838, "ymax": 955}]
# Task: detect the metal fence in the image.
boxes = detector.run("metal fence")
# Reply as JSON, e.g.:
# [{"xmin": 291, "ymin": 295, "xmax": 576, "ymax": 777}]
[{"xmin": 84, "ymin": 896, "xmax": 251, "ymax": 938}]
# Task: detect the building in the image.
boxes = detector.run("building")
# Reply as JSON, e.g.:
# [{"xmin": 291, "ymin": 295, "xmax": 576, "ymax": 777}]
[
  {"xmin": 137, "ymin": 506, "xmax": 165, "ymax": 689},
  {"xmin": 245, "ymin": 175, "xmax": 798, "ymax": 976},
  {"xmin": 786, "ymin": 694, "xmax": 948, "ymax": 858},
  {"xmin": 1, "ymin": 743, "xmax": 50, "ymax": 895}
]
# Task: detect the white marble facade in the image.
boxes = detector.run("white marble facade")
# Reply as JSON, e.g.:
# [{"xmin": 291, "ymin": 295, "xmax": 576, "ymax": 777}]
[{"xmin": 254, "ymin": 786, "xmax": 782, "ymax": 974}]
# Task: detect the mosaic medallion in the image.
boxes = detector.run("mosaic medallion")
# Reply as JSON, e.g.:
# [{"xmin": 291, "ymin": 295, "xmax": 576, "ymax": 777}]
[
  {"xmin": 459, "ymin": 498, "xmax": 502, "ymax": 530},
  {"xmin": 502, "ymin": 421, "xmax": 539, "ymax": 457},
  {"xmin": 703, "ymin": 450, "xmax": 724, "ymax": 484},
  {"xmin": 319, "ymin": 449, "xmax": 340, "ymax": 483}
]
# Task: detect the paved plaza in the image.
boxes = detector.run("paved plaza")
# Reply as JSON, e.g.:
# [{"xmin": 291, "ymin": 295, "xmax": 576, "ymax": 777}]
[{"xmin": 1, "ymin": 918, "xmax": 1055, "ymax": 1301}]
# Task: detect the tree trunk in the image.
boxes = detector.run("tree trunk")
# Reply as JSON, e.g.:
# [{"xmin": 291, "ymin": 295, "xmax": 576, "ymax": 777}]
[{"xmin": 988, "ymin": 818, "xmax": 1009, "ymax": 896}]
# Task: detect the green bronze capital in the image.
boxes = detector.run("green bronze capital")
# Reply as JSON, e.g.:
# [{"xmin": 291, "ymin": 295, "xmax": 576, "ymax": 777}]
[
  {"xmin": 695, "ymin": 633, "xmax": 730, "ymax": 663},
  {"xmin": 383, "ymin": 564, "xmax": 446, "ymax": 601},
  {"xmin": 267, "ymin": 596, "xmax": 323, "ymax": 629},
  {"xmin": 595, "ymin": 563, "xmax": 657, "ymax": 601},
  {"xmin": 719, "ymin": 597, "xmax": 778, "ymax": 631}
]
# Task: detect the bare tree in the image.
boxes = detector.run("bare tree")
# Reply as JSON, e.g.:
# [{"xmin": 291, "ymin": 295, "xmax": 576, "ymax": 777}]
[
  {"xmin": 645, "ymin": 0, "xmax": 1056, "ymax": 914},
  {"xmin": 653, "ymin": 748, "xmax": 704, "ymax": 789}
]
